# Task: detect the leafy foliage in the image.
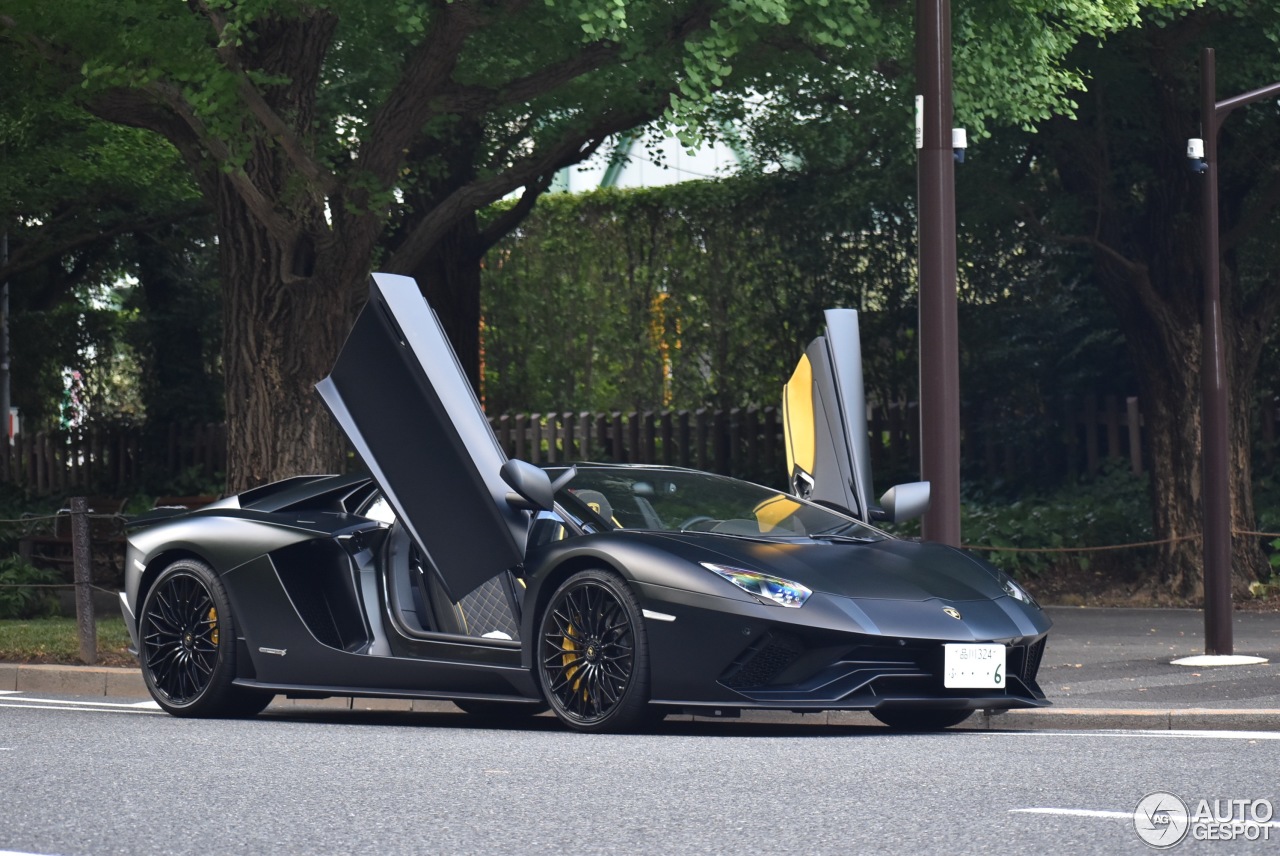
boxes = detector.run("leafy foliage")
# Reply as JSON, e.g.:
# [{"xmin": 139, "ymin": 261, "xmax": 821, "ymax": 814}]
[
  {"xmin": 961, "ymin": 463, "xmax": 1153, "ymax": 578},
  {"xmin": 481, "ymin": 175, "xmax": 919, "ymax": 414},
  {"xmin": 0, "ymin": 557, "xmax": 61, "ymax": 620}
]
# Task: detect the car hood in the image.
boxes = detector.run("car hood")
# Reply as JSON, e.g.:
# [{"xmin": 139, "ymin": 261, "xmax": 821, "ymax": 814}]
[
  {"xmin": 640, "ymin": 530, "xmax": 1048, "ymax": 640},
  {"xmin": 649, "ymin": 531, "xmax": 1009, "ymax": 603}
]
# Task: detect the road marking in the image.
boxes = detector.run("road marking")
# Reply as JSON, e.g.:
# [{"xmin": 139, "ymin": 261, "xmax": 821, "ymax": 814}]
[
  {"xmin": 0, "ymin": 690, "xmax": 20, "ymax": 695},
  {"xmin": 985, "ymin": 729, "xmax": 1280, "ymax": 741},
  {"xmin": 1011, "ymin": 808, "xmax": 1132, "ymax": 820},
  {"xmin": 0, "ymin": 696, "xmax": 160, "ymax": 710},
  {"xmin": 0, "ymin": 702, "xmax": 163, "ymax": 716},
  {"xmin": 1011, "ymin": 808, "xmax": 1280, "ymax": 829}
]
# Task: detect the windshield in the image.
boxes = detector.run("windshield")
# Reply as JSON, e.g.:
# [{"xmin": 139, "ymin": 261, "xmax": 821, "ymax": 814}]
[{"xmin": 550, "ymin": 467, "xmax": 887, "ymax": 542}]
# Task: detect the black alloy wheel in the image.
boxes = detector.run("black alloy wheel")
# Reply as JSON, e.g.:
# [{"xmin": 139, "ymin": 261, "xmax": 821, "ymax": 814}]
[
  {"xmin": 139, "ymin": 558, "xmax": 270, "ymax": 717},
  {"xmin": 871, "ymin": 708, "xmax": 973, "ymax": 731},
  {"xmin": 538, "ymin": 569, "xmax": 651, "ymax": 732}
]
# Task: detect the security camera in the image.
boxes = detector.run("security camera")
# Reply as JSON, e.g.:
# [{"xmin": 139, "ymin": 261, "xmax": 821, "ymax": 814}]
[
  {"xmin": 952, "ymin": 128, "xmax": 967, "ymax": 164},
  {"xmin": 1187, "ymin": 138, "xmax": 1207, "ymax": 174}
]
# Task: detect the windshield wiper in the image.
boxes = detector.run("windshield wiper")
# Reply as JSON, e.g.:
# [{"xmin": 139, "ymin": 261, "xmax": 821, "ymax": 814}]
[{"xmin": 807, "ymin": 532, "xmax": 878, "ymax": 544}]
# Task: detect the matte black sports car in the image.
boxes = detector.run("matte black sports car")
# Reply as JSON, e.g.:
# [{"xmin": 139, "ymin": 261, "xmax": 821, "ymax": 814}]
[{"xmin": 120, "ymin": 273, "xmax": 1050, "ymax": 732}]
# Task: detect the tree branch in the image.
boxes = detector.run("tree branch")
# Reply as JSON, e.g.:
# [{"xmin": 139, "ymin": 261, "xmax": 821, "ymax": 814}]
[
  {"xmin": 385, "ymin": 108, "xmax": 653, "ymax": 273},
  {"xmin": 360, "ymin": 2, "xmax": 482, "ymax": 185},
  {"xmin": 0, "ymin": 202, "xmax": 207, "ymax": 283},
  {"xmin": 475, "ymin": 174, "xmax": 553, "ymax": 254},
  {"xmin": 190, "ymin": 0, "xmax": 339, "ymax": 196}
]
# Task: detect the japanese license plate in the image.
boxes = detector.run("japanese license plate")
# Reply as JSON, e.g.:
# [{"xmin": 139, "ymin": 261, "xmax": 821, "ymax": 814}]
[{"xmin": 943, "ymin": 643, "xmax": 1006, "ymax": 688}]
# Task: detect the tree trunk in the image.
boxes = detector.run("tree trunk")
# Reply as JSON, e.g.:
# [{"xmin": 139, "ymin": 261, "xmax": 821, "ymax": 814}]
[
  {"xmin": 216, "ymin": 185, "xmax": 362, "ymax": 494},
  {"xmin": 1094, "ymin": 262, "xmax": 1266, "ymax": 601}
]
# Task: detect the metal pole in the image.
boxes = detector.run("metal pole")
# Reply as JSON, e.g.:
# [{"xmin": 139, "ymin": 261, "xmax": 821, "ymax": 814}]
[
  {"xmin": 1199, "ymin": 48, "xmax": 1233, "ymax": 655},
  {"xmin": 70, "ymin": 496, "xmax": 98, "ymax": 665},
  {"xmin": 916, "ymin": 0, "xmax": 961, "ymax": 546},
  {"xmin": 1, "ymin": 230, "xmax": 10, "ymax": 443}
]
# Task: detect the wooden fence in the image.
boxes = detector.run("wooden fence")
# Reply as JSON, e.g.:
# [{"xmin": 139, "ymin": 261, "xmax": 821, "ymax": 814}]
[{"xmin": 3, "ymin": 394, "xmax": 1276, "ymax": 496}]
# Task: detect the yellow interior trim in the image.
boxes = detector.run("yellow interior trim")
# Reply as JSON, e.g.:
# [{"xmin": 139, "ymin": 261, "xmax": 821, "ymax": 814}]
[
  {"xmin": 783, "ymin": 353, "xmax": 816, "ymax": 475},
  {"xmin": 753, "ymin": 494, "xmax": 803, "ymax": 532}
]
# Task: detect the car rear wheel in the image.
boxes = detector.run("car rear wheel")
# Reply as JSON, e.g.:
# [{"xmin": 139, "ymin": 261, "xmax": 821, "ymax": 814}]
[
  {"xmin": 872, "ymin": 708, "xmax": 972, "ymax": 731},
  {"xmin": 538, "ymin": 569, "xmax": 650, "ymax": 733},
  {"xmin": 139, "ymin": 558, "xmax": 271, "ymax": 718}
]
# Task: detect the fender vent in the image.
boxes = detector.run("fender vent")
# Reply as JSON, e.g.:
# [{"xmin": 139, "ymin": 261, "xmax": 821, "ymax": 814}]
[{"xmin": 720, "ymin": 632, "xmax": 805, "ymax": 689}]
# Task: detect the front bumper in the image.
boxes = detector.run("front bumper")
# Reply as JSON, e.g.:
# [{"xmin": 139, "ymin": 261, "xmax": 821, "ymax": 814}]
[{"xmin": 637, "ymin": 582, "xmax": 1050, "ymax": 712}]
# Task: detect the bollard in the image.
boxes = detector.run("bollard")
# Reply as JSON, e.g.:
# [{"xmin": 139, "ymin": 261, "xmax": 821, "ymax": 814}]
[{"xmin": 69, "ymin": 496, "xmax": 97, "ymax": 665}]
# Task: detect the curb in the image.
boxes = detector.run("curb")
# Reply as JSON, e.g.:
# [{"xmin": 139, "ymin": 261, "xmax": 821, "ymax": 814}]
[{"xmin": 4, "ymin": 663, "xmax": 1278, "ymax": 731}]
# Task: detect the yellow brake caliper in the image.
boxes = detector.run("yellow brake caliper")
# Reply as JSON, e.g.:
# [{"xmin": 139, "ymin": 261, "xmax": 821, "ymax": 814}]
[
  {"xmin": 208, "ymin": 607, "xmax": 219, "ymax": 646},
  {"xmin": 562, "ymin": 624, "xmax": 583, "ymax": 696}
]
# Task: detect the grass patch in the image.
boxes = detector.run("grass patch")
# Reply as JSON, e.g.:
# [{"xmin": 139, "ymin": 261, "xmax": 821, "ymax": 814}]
[{"xmin": 0, "ymin": 616, "xmax": 136, "ymax": 667}]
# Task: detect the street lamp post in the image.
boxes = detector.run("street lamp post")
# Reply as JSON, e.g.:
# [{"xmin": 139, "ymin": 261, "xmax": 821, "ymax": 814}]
[{"xmin": 1191, "ymin": 47, "xmax": 1280, "ymax": 656}]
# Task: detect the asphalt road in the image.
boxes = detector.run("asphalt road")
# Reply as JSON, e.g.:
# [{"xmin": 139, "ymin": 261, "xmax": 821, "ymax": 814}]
[{"xmin": 2, "ymin": 692, "xmax": 1278, "ymax": 855}]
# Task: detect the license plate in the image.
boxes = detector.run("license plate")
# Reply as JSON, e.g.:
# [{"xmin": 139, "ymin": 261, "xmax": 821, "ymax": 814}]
[{"xmin": 944, "ymin": 643, "xmax": 1006, "ymax": 688}]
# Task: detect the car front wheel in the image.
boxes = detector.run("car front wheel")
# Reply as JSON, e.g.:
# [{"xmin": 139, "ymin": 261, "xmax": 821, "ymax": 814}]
[{"xmin": 537, "ymin": 569, "xmax": 651, "ymax": 733}]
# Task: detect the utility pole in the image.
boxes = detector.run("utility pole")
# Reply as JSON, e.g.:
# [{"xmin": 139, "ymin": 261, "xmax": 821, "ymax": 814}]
[
  {"xmin": 916, "ymin": 0, "xmax": 961, "ymax": 546},
  {"xmin": 1190, "ymin": 48, "xmax": 1280, "ymax": 656}
]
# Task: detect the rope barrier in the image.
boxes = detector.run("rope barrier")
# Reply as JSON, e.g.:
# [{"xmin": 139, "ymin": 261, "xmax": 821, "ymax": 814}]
[
  {"xmin": 962, "ymin": 529, "xmax": 1280, "ymax": 555},
  {"xmin": 0, "ymin": 513, "xmax": 129, "ymax": 525},
  {"xmin": 0, "ymin": 583, "xmax": 119, "ymax": 595},
  {"xmin": 961, "ymin": 534, "xmax": 1201, "ymax": 554}
]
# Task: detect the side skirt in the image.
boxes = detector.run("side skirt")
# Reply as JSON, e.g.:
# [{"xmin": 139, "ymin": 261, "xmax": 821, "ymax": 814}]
[{"xmin": 233, "ymin": 679, "xmax": 543, "ymax": 705}]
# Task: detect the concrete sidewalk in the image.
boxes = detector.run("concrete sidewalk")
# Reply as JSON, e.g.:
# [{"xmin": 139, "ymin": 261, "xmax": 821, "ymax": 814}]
[{"xmin": 4, "ymin": 606, "xmax": 1278, "ymax": 730}]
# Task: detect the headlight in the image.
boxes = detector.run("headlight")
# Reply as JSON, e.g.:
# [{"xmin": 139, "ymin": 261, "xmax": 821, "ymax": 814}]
[
  {"xmin": 701, "ymin": 563, "xmax": 812, "ymax": 608},
  {"xmin": 1002, "ymin": 577, "xmax": 1038, "ymax": 607}
]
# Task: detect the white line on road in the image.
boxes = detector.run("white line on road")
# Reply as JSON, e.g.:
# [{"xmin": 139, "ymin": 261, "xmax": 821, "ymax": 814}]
[
  {"xmin": 1011, "ymin": 808, "xmax": 1280, "ymax": 828},
  {"xmin": 0, "ymin": 696, "xmax": 160, "ymax": 710},
  {"xmin": 986, "ymin": 729, "xmax": 1280, "ymax": 740},
  {"xmin": 0, "ymin": 702, "xmax": 163, "ymax": 716},
  {"xmin": 1011, "ymin": 808, "xmax": 1132, "ymax": 820},
  {"xmin": 0, "ymin": 690, "xmax": 20, "ymax": 695}
]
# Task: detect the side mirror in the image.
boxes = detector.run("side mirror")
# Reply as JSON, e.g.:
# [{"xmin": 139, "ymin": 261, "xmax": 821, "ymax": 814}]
[
  {"xmin": 500, "ymin": 459, "xmax": 554, "ymax": 511},
  {"xmin": 875, "ymin": 481, "xmax": 931, "ymax": 524}
]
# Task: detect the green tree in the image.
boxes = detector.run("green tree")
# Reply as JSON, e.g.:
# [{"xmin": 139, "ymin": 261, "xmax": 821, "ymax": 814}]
[
  {"xmin": 1, "ymin": 0, "xmax": 1169, "ymax": 492},
  {"xmin": 1011, "ymin": 5, "xmax": 1280, "ymax": 595},
  {"xmin": 730, "ymin": 1, "xmax": 1280, "ymax": 596},
  {"xmin": 0, "ymin": 47, "xmax": 208, "ymax": 429}
]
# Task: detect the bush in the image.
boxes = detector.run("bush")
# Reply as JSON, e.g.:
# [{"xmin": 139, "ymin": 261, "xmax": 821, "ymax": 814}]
[
  {"xmin": 0, "ymin": 556, "xmax": 62, "ymax": 620},
  {"xmin": 959, "ymin": 463, "xmax": 1153, "ymax": 579}
]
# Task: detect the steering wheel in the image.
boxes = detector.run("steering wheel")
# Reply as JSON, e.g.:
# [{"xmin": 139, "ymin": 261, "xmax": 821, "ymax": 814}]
[{"xmin": 677, "ymin": 515, "xmax": 717, "ymax": 531}]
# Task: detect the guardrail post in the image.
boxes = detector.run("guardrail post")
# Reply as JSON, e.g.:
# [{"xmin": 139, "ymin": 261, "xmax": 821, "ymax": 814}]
[{"xmin": 69, "ymin": 496, "xmax": 97, "ymax": 665}]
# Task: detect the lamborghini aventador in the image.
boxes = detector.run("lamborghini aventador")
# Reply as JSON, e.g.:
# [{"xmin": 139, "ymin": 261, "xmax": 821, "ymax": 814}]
[{"xmin": 120, "ymin": 273, "xmax": 1050, "ymax": 732}]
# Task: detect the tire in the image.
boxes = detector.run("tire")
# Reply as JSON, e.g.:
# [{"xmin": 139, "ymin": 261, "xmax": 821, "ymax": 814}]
[
  {"xmin": 871, "ymin": 708, "xmax": 972, "ymax": 731},
  {"xmin": 453, "ymin": 699, "xmax": 548, "ymax": 719},
  {"xmin": 537, "ymin": 569, "xmax": 651, "ymax": 733},
  {"xmin": 138, "ymin": 558, "xmax": 271, "ymax": 718}
]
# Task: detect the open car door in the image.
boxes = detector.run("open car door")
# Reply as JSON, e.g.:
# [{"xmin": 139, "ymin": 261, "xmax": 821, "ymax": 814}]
[
  {"xmin": 317, "ymin": 273, "xmax": 527, "ymax": 601},
  {"xmin": 782, "ymin": 309, "xmax": 929, "ymax": 524}
]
